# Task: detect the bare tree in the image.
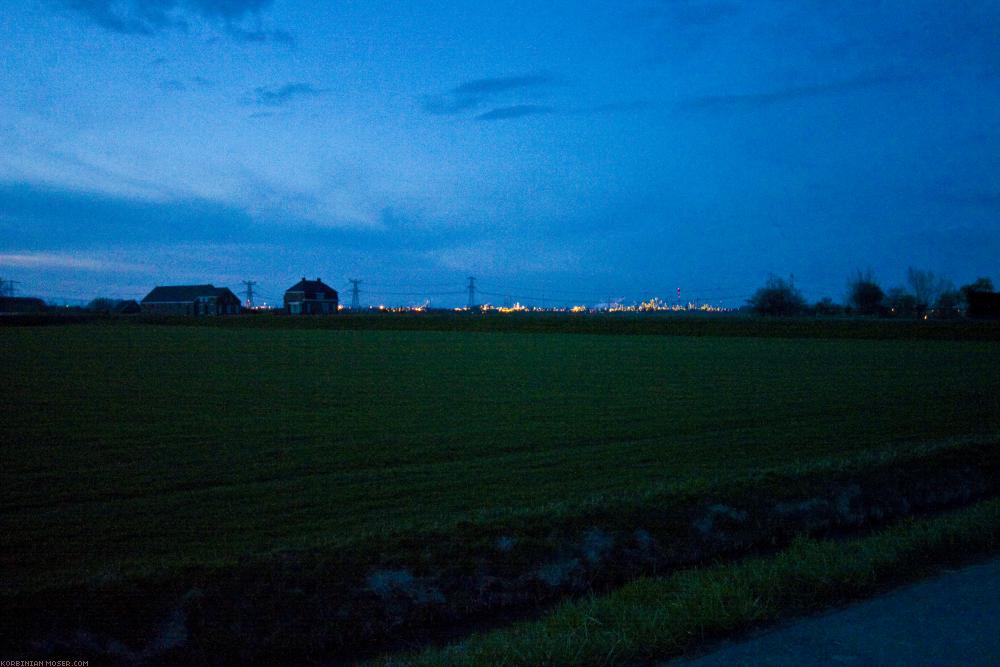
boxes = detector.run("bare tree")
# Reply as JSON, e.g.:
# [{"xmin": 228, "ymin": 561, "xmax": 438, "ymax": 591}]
[
  {"xmin": 885, "ymin": 286, "xmax": 918, "ymax": 318},
  {"xmin": 906, "ymin": 268, "xmax": 952, "ymax": 316}
]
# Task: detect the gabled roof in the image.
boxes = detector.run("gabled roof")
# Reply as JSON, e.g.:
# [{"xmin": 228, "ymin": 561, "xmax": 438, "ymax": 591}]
[
  {"xmin": 285, "ymin": 278, "xmax": 338, "ymax": 297},
  {"xmin": 141, "ymin": 285, "xmax": 233, "ymax": 303}
]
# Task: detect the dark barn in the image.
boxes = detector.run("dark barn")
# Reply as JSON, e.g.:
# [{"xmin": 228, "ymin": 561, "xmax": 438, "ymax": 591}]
[
  {"xmin": 140, "ymin": 285, "xmax": 241, "ymax": 316},
  {"xmin": 284, "ymin": 278, "xmax": 339, "ymax": 314}
]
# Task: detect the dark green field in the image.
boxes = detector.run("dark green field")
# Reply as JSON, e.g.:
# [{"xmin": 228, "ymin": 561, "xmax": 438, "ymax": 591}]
[{"xmin": 3, "ymin": 320, "xmax": 999, "ymax": 594}]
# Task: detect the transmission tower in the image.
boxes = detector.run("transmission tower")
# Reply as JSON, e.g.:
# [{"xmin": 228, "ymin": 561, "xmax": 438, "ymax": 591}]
[
  {"xmin": 348, "ymin": 279, "xmax": 361, "ymax": 310},
  {"xmin": 241, "ymin": 280, "xmax": 257, "ymax": 308},
  {"xmin": 0, "ymin": 278, "xmax": 20, "ymax": 297},
  {"xmin": 467, "ymin": 276, "xmax": 476, "ymax": 308}
]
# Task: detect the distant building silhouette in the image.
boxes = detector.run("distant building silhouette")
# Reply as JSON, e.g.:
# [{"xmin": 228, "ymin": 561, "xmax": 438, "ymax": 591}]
[
  {"xmin": 140, "ymin": 285, "xmax": 240, "ymax": 316},
  {"xmin": 284, "ymin": 277, "xmax": 339, "ymax": 314}
]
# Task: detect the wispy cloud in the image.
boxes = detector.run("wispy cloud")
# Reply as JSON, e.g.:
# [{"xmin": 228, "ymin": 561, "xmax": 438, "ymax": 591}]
[
  {"xmin": 246, "ymin": 83, "xmax": 328, "ymax": 107},
  {"xmin": 0, "ymin": 251, "xmax": 146, "ymax": 273},
  {"xmin": 424, "ymin": 74, "xmax": 645, "ymax": 122},
  {"xmin": 57, "ymin": 0, "xmax": 292, "ymax": 44},
  {"xmin": 679, "ymin": 74, "xmax": 911, "ymax": 111},
  {"xmin": 423, "ymin": 73, "xmax": 560, "ymax": 115},
  {"xmin": 473, "ymin": 100, "xmax": 649, "ymax": 121},
  {"xmin": 475, "ymin": 105, "xmax": 554, "ymax": 121}
]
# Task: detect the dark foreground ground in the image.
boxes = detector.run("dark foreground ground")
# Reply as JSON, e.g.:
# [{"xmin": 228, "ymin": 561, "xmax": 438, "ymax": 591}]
[
  {"xmin": 2, "ymin": 316, "xmax": 999, "ymax": 663},
  {"xmin": 669, "ymin": 557, "xmax": 1000, "ymax": 667}
]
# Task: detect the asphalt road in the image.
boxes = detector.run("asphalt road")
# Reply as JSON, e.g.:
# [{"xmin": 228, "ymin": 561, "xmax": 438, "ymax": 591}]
[{"xmin": 667, "ymin": 558, "xmax": 1000, "ymax": 667}]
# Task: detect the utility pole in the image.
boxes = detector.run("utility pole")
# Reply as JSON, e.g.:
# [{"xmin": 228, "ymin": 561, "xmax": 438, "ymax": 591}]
[
  {"xmin": 467, "ymin": 276, "xmax": 476, "ymax": 308},
  {"xmin": 241, "ymin": 280, "xmax": 257, "ymax": 308},
  {"xmin": 348, "ymin": 279, "xmax": 361, "ymax": 310}
]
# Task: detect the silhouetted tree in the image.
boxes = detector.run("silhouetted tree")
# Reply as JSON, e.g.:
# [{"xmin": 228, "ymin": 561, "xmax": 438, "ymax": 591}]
[
  {"xmin": 847, "ymin": 269, "xmax": 885, "ymax": 315},
  {"xmin": 885, "ymin": 287, "xmax": 918, "ymax": 318},
  {"xmin": 813, "ymin": 297, "xmax": 844, "ymax": 316},
  {"xmin": 906, "ymin": 268, "xmax": 953, "ymax": 317},
  {"xmin": 748, "ymin": 275, "xmax": 806, "ymax": 316},
  {"xmin": 960, "ymin": 277, "xmax": 998, "ymax": 319},
  {"xmin": 86, "ymin": 297, "xmax": 120, "ymax": 313},
  {"xmin": 934, "ymin": 289, "xmax": 962, "ymax": 318},
  {"xmin": 959, "ymin": 277, "xmax": 995, "ymax": 304}
]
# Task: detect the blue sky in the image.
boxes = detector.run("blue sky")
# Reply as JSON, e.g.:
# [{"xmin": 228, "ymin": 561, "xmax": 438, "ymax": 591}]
[{"xmin": 1, "ymin": 0, "xmax": 997, "ymax": 307}]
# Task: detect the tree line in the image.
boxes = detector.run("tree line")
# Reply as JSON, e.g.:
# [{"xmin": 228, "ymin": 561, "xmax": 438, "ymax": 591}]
[{"xmin": 749, "ymin": 270, "xmax": 998, "ymax": 319}]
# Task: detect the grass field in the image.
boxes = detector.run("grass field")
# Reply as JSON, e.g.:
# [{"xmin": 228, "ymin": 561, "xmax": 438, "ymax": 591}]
[
  {"xmin": 3, "ymin": 321, "xmax": 999, "ymax": 595},
  {"xmin": 384, "ymin": 497, "xmax": 1000, "ymax": 666}
]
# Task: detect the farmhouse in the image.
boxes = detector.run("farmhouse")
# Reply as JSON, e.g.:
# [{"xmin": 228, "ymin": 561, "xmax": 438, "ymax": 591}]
[
  {"xmin": 284, "ymin": 277, "xmax": 339, "ymax": 314},
  {"xmin": 140, "ymin": 285, "xmax": 241, "ymax": 316}
]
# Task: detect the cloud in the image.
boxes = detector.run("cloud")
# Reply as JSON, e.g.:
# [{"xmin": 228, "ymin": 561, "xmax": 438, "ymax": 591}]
[
  {"xmin": 0, "ymin": 179, "xmax": 383, "ymax": 257},
  {"xmin": 678, "ymin": 73, "xmax": 910, "ymax": 111},
  {"xmin": 0, "ymin": 251, "xmax": 146, "ymax": 273},
  {"xmin": 423, "ymin": 73, "xmax": 560, "ymax": 115},
  {"xmin": 425, "ymin": 75, "xmax": 644, "ymax": 122},
  {"xmin": 246, "ymin": 83, "xmax": 328, "ymax": 107},
  {"xmin": 59, "ymin": 0, "xmax": 182, "ymax": 34},
  {"xmin": 56, "ymin": 0, "xmax": 292, "ymax": 43},
  {"xmin": 475, "ymin": 105, "xmax": 554, "ymax": 121}
]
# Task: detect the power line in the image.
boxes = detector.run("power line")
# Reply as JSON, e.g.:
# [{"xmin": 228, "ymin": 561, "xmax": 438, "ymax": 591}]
[{"xmin": 467, "ymin": 276, "xmax": 476, "ymax": 308}]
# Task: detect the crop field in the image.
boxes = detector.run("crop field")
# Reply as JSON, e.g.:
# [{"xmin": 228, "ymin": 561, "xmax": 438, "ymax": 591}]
[{"xmin": 3, "ymin": 320, "xmax": 999, "ymax": 598}]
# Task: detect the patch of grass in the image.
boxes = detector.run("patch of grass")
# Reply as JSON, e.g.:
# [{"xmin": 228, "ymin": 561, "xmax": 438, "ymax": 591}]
[
  {"xmin": 2, "ymin": 325, "xmax": 999, "ymax": 592},
  {"xmin": 384, "ymin": 497, "xmax": 1000, "ymax": 666}
]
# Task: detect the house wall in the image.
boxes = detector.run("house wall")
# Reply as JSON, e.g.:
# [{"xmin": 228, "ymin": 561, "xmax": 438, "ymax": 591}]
[
  {"xmin": 284, "ymin": 293, "xmax": 339, "ymax": 314},
  {"xmin": 142, "ymin": 298, "xmax": 240, "ymax": 316},
  {"xmin": 141, "ymin": 302, "xmax": 193, "ymax": 316}
]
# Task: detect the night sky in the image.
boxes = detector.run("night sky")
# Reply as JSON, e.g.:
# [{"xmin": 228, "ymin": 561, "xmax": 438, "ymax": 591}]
[{"xmin": 1, "ymin": 1, "xmax": 998, "ymax": 307}]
